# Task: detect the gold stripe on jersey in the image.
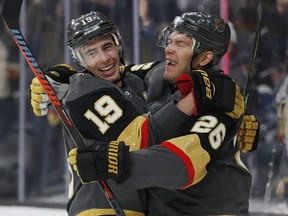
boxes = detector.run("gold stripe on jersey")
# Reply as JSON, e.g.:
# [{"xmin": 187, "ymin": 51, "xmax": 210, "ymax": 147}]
[
  {"xmin": 116, "ymin": 115, "xmax": 147, "ymax": 151},
  {"xmin": 162, "ymin": 134, "xmax": 210, "ymax": 189},
  {"xmin": 77, "ymin": 208, "xmax": 145, "ymax": 216}
]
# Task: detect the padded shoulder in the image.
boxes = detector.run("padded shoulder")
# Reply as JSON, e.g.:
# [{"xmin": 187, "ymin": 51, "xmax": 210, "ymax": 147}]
[{"xmin": 125, "ymin": 61, "xmax": 161, "ymax": 79}]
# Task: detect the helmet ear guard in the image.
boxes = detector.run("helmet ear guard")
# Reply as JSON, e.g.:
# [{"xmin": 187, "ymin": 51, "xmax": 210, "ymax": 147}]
[{"xmin": 111, "ymin": 32, "xmax": 125, "ymax": 65}]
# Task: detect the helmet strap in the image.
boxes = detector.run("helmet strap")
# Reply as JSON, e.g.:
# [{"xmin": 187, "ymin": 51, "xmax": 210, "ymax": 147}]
[
  {"xmin": 112, "ymin": 65, "xmax": 126, "ymax": 86},
  {"xmin": 190, "ymin": 54, "xmax": 198, "ymax": 70},
  {"xmin": 112, "ymin": 51, "xmax": 126, "ymax": 85},
  {"xmin": 119, "ymin": 50, "xmax": 125, "ymax": 66}
]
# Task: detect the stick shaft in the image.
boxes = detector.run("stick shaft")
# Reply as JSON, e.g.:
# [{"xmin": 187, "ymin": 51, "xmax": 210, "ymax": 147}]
[{"xmin": 243, "ymin": 0, "xmax": 262, "ymax": 110}]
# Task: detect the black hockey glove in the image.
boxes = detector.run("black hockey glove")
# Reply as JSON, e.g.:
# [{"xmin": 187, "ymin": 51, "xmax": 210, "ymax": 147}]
[
  {"xmin": 68, "ymin": 141, "xmax": 130, "ymax": 184},
  {"xmin": 176, "ymin": 70, "xmax": 244, "ymax": 119},
  {"xmin": 45, "ymin": 64, "xmax": 77, "ymax": 82},
  {"xmin": 44, "ymin": 64, "xmax": 77, "ymax": 97},
  {"xmin": 30, "ymin": 64, "xmax": 77, "ymax": 116}
]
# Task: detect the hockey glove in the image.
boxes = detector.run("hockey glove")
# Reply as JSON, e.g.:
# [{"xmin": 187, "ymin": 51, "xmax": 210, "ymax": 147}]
[
  {"xmin": 176, "ymin": 70, "xmax": 244, "ymax": 118},
  {"xmin": 30, "ymin": 77, "xmax": 50, "ymax": 116},
  {"xmin": 30, "ymin": 64, "xmax": 77, "ymax": 116},
  {"xmin": 68, "ymin": 141, "xmax": 130, "ymax": 184},
  {"xmin": 225, "ymin": 84, "xmax": 244, "ymax": 119},
  {"xmin": 237, "ymin": 115, "xmax": 260, "ymax": 153}
]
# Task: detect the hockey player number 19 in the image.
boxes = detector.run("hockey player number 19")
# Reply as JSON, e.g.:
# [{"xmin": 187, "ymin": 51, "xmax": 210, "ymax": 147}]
[{"xmin": 84, "ymin": 95, "xmax": 123, "ymax": 134}]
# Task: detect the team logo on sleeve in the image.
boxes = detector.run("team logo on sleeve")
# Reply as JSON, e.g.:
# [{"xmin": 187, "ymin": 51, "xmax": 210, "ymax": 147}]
[{"xmin": 124, "ymin": 90, "xmax": 132, "ymax": 98}]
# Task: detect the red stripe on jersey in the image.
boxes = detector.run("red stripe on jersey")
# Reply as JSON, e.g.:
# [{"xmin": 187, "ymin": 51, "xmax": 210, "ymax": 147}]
[
  {"xmin": 161, "ymin": 141, "xmax": 195, "ymax": 189},
  {"xmin": 140, "ymin": 118, "xmax": 149, "ymax": 149}
]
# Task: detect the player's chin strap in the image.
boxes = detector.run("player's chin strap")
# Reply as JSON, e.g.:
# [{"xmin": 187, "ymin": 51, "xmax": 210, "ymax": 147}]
[
  {"xmin": 113, "ymin": 54, "xmax": 127, "ymax": 85},
  {"xmin": 113, "ymin": 69, "xmax": 127, "ymax": 85},
  {"xmin": 189, "ymin": 54, "xmax": 197, "ymax": 71}
]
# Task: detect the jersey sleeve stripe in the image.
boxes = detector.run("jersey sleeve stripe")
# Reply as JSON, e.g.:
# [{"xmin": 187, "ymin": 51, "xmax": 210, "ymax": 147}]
[
  {"xmin": 161, "ymin": 134, "xmax": 211, "ymax": 189},
  {"xmin": 140, "ymin": 118, "xmax": 149, "ymax": 149},
  {"xmin": 116, "ymin": 116, "xmax": 147, "ymax": 151},
  {"xmin": 161, "ymin": 141, "xmax": 195, "ymax": 189}
]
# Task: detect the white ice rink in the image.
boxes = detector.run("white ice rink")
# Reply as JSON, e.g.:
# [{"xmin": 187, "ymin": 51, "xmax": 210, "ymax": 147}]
[
  {"xmin": 0, "ymin": 198, "xmax": 287, "ymax": 216},
  {"xmin": 0, "ymin": 205, "xmax": 66, "ymax": 216}
]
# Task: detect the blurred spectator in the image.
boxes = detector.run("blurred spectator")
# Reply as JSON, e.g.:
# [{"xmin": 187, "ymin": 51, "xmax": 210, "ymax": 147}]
[
  {"xmin": 26, "ymin": 0, "xmax": 64, "ymax": 68},
  {"xmin": 138, "ymin": 0, "xmax": 158, "ymax": 62},
  {"xmin": 276, "ymin": 72, "xmax": 288, "ymax": 146},
  {"xmin": 275, "ymin": 68, "xmax": 288, "ymax": 201},
  {"xmin": 138, "ymin": 0, "xmax": 180, "ymax": 62},
  {"xmin": 250, "ymin": 64, "xmax": 284, "ymax": 197},
  {"xmin": 51, "ymin": 1, "xmax": 65, "ymax": 64},
  {"xmin": 233, "ymin": 1, "xmax": 258, "ymax": 67},
  {"xmin": 254, "ymin": 0, "xmax": 288, "ymax": 85},
  {"xmin": 26, "ymin": 110, "xmax": 66, "ymax": 196},
  {"xmin": 177, "ymin": 0, "xmax": 220, "ymax": 15},
  {"xmin": 231, "ymin": 1, "xmax": 288, "ymax": 199},
  {"xmin": 275, "ymin": 149, "xmax": 288, "ymax": 199},
  {"xmin": 80, "ymin": 0, "xmax": 117, "ymax": 19},
  {"xmin": 39, "ymin": 107, "xmax": 66, "ymax": 195},
  {"xmin": 138, "ymin": 0, "xmax": 160, "ymax": 61}
]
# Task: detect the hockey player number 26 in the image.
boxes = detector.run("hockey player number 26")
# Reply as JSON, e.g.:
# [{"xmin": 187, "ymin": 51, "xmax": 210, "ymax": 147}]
[
  {"xmin": 191, "ymin": 115, "xmax": 226, "ymax": 150},
  {"xmin": 84, "ymin": 95, "xmax": 123, "ymax": 134}
]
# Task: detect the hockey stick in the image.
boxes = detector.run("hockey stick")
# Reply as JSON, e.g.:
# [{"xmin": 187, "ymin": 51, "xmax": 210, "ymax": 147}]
[
  {"xmin": 243, "ymin": 0, "xmax": 262, "ymax": 109},
  {"xmin": 222, "ymin": 0, "xmax": 262, "ymax": 155},
  {"xmin": 236, "ymin": 0, "xmax": 262, "ymax": 152},
  {"xmin": 1, "ymin": 1, "xmax": 125, "ymax": 215}
]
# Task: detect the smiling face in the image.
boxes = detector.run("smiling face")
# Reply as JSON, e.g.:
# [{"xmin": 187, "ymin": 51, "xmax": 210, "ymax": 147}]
[
  {"xmin": 77, "ymin": 35, "xmax": 121, "ymax": 82},
  {"xmin": 164, "ymin": 31, "xmax": 214, "ymax": 84},
  {"xmin": 164, "ymin": 32, "xmax": 194, "ymax": 84}
]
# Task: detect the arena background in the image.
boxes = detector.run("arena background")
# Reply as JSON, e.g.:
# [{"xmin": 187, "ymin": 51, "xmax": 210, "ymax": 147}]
[{"xmin": 0, "ymin": 0, "xmax": 287, "ymax": 215}]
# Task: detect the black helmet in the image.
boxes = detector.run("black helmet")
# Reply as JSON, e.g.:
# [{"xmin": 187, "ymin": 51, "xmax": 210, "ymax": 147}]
[
  {"xmin": 158, "ymin": 12, "xmax": 231, "ymax": 65},
  {"xmin": 66, "ymin": 11, "xmax": 123, "ymax": 67}
]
